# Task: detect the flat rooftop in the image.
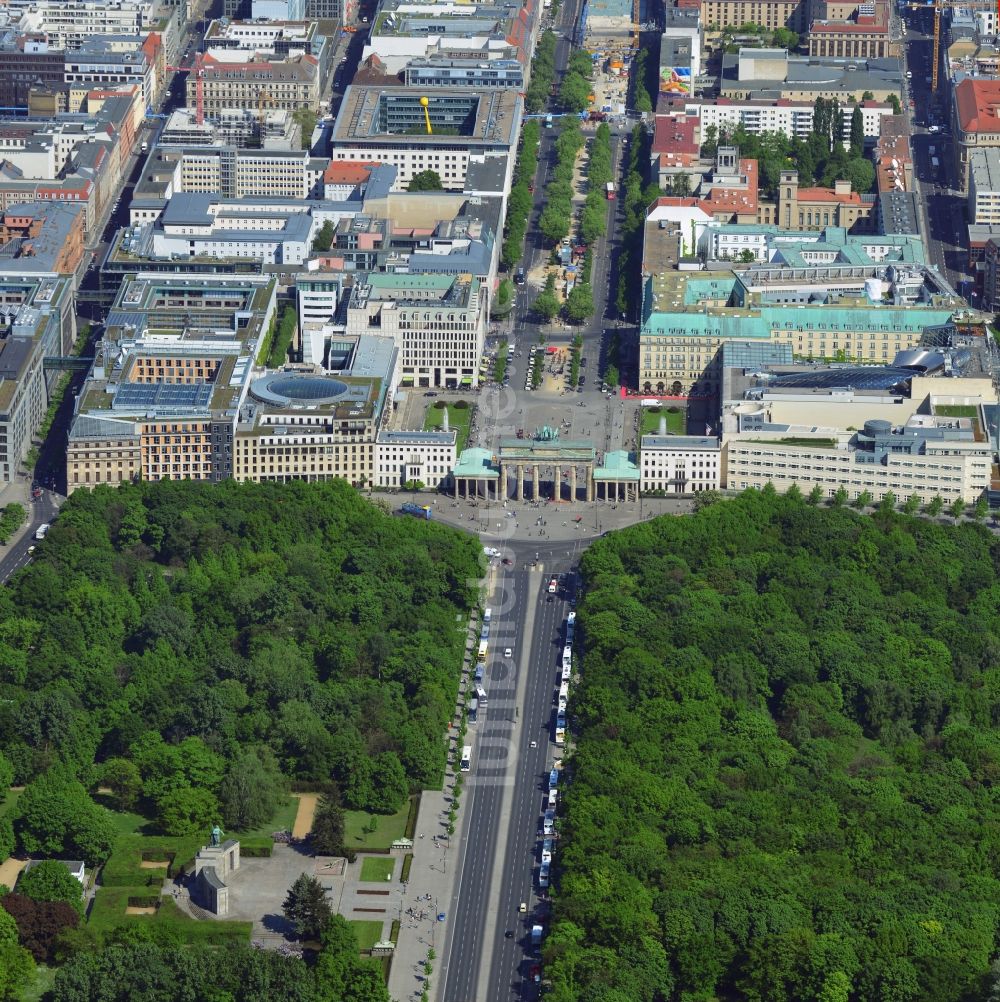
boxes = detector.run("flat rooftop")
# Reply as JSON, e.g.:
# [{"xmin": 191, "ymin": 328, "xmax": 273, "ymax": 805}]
[
  {"xmin": 641, "ymin": 435, "xmax": 719, "ymax": 449},
  {"xmin": 378, "ymin": 429, "xmax": 456, "ymax": 444},
  {"xmin": 331, "ymin": 85, "xmax": 520, "ymax": 148}
]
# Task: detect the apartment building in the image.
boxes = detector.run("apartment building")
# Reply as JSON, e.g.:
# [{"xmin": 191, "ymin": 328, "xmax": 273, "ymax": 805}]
[
  {"xmin": 375, "ymin": 429, "xmax": 457, "ymax": 489},
  {"xmin": 13, "ymin": 1, "xmax": 148, "ymax": 47},
  {"xmin": 347, "ymin": 272, "xmax": 487, "ymax": 388},
  {"xmin": 664, "ymin": 96, "xmax": 893, "ymax": 143},
  {"xmin": 640, "ymin": 435, "xmax": 721, "ymax": 494},
  {"xmin": 968, "ymin": 147, "xmax": 1000, "ymax": 223},
  {"xmin": 701, "ymin": 0, "xmax": 809, "ymax": 32},
  {"xmin": 187, "ymin": 51, "xmax": 322, "ymax": 116},
  {"xmin": 0, "ymin": 34, "xmax": 66, "ymax": 111},
  {"xmin": 12, "ymin": 0, "xmax": 185, "ymax": 62},
  {"xmin": 0, "ymin": 202, "xmax": 86, "ymax": 275},
  {"xmin": 63, "ymin": 38, "xmax": 156, "ymax": 109},
  {"xmin": 362, "ymin": 0, "xmax": 537, "ymax": 75},
  {"xmin": 0, "ymin": 90, "xmax": 141, "ymax": 235},
  {"xmin": 953, "ymin": 78, "xmax": 1000, "ymax": 190}
]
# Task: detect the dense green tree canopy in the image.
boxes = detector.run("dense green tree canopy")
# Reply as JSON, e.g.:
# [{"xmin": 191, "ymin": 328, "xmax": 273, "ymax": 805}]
[
  {"xmin": 50, "ymin": 941, "xmax": 388, "ymax": 1002},
  {"xmin": 551, "ymin": 491, "xmax": 1000, "ymax": 1002},
  {"xmin": 16, "ymin": 861, "xmax": 83, "ymax": 915},
  {"xmin": 0, "ymin": 481, "xmax": 480, "ymax": 851}
]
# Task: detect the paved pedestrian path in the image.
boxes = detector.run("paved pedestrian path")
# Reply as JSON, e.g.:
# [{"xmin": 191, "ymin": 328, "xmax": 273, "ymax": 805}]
[
  {"xmin": 291, "ymin": 793, "xmax": 319, "ymax": 839},
  {"xmin": 387, "ymin": 611, "xmax": 483, "ymax": 1002}
]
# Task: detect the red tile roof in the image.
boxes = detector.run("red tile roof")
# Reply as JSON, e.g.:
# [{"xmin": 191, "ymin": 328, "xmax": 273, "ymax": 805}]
[
  {"xmin": 323, "ymin": 161, "xmax": 379, "ymax": 183},
  {"xmin": 956, "ymin": 78, "xmax": 1000, "ymax": 133},
  {"xmin": 649, "ymin": 158, "xmax": 760, "ymax": 218},
  {"xmin": 651, "ymin": 114, "xmax": 698, "ymax": 157}
]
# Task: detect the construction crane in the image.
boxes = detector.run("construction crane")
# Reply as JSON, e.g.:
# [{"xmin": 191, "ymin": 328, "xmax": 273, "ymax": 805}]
[
  {"xmin": 164, "ymin": 53, "xmax": 205, "ymax": 123},
  {"xmin": 632, "ymin": 0, "xmax": 639, "ymax": 49},
  {"xmin": 419, "ymin": 95, "xmax": 432, "ymax": 134},
  {"xmin": 904, "ymin": 0, "xmax": 969, "ymax": 93}
]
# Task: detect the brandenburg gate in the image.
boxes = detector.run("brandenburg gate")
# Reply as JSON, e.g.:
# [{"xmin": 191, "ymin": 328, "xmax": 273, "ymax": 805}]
[{"xmin": 497, "ymin": 436, "xmax": 595, "ymax": 502}]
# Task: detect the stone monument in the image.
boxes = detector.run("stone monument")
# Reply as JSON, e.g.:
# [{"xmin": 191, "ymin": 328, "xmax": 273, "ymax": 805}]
[{"xmin": 194, "ymin": 831, "xmax": 240, "ymax": 917}]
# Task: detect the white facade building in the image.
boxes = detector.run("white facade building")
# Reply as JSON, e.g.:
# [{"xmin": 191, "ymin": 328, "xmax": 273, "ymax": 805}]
[
  {"xmin": 296, "ymin": 277, "xmax": 344, "ymax": 329},
  {"xmin": 15, "ymin": 1, "xmax": 151, "ymax": 46},
  {"xmin": 640, "ymin": 434, "xmax": 722, "ymax": 494},
  {"xmin": 149, "ymin": 192, "xmax": 318, "ymax": 265},
  {"xmin": 724, "ymin": 417, "xmax": 992, "ymax": 503},
  {"xmin": 968, "ymin": 147, "xmax": 1000, "ymax": 225},
  {"xmin": 675, "ymin": 99, "xmax": 892, "ymax": 142},
  {"xmin": 976, "ymin": 9, "xmax": 998, "ymax": 39},
  {"xmin": 375, "ymin": 429, "xmax": 457, "ymax": 488}
]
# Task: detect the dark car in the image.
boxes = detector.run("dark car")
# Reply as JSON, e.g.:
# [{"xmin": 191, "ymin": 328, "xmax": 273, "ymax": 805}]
[{"xmin": 505, "ymin": 930, "xmax": 514, "ymax": 939}]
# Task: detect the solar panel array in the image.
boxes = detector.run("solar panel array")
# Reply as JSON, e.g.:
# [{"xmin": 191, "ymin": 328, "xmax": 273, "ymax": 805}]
[{"xmin": 113, "ymin": 382, "xmax": 214, "ymax": 412}]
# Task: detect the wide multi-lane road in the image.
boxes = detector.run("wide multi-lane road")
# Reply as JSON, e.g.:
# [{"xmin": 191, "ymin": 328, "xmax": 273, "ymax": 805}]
[
  {"xmin": 0, "ymin": 491, "xmax": 60, "ymax": 586},
  {"xmin": 440, "ymin": 540, "xmax": 582, "ymax": 1002},
  {"xmin": 901, "ymin": 6, "xmax": 970, "ymax": 296}
]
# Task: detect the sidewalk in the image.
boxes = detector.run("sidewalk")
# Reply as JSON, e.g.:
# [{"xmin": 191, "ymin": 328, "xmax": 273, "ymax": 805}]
[
  {"xmin": 387, "ymin": 616, "xmax": 481, "ymax": 1002},
  {"xmin": 430, "ymin": 493, "xmax": 693, "ymax": 545}
]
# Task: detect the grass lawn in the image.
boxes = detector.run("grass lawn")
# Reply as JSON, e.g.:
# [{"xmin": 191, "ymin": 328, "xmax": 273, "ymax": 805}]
[
  {"xmin": 935, "ymin": 404, "xmax": 978, "ymax": 418},
  {"xmin": 90, "ymin": 798, "xmax": 148, "ymax": 837},
  {"xmin": 20, "ymin": 965, "xmax": 56, "ymax": 1002},
  {"xmin": 88, "ymin": 886, "xmax": 251, "ymax": 943},
  {"xmin": 359, "ymin": 856, "xmax": 395, "ymax": 882},
  {"xmin": 344, "ymin": 800, "xmax": 412, "ymax": 850},
  {"xmin": 424, "ymin": 402, "xmax": 472, "ymax": 452},
  {"xmin": 0, "ymin": 787, "xmax": 22, "ymax": 821},
  {"xmin": 641, "ymin": 407, "xmax": 686, "ymax": 436},
  {"xmin": 350, "ymin": 919, "xmax": 385, "ymax": 952}
]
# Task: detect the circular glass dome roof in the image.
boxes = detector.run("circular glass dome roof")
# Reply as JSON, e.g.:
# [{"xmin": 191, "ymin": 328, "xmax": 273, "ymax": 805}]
[{"xmin": 251, "ymin": 373, "xmax": 350, "ymax": 407}]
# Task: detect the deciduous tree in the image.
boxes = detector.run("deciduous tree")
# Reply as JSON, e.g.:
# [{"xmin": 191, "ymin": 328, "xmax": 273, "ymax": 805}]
[
  {"xmin": 218, "ymin": 747, "xmax": 285, "ymax": 831},
  {"xmin": 16, "ymin": 861, "xmax": 83, "ymax": 915}
]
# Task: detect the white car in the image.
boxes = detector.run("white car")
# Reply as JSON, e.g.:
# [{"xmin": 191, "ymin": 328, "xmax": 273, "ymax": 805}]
[{"xmin": 504, "ymin": 648, "xmax": 513, "ymax": 658}]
